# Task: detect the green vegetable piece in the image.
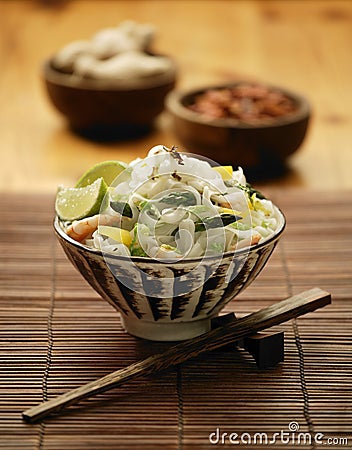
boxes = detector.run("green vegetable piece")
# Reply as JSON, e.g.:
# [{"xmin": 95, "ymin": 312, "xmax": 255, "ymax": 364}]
[
  {"xmin": 229, "ymin": 221, "xmax": 250, "ymax": 231},
  {"xmin": 209, "ymin": 242, "xmax": 225, "ymax": 254},
  {"xmin": 129, "ymin": 224, "xmax": 148, "ymax": 257},
  {"xmin": 138, "ymin": 200, "xmax": 149, "ymax": 211},
  {"xmin": 238, "ymin": 183, "xmax": 266, "ymax": 199},
  {"xmin": 161, "ymin": 191, "xmax": 197, "ymax": 207},
  {"xmin": 110, "ymin": 201, "xmax": 133, "ymax": 218},
  {"xmin": 131, "ymin": 247, "xmax": 148, "ymax": 257},
  {"xmin": 194, "ymin": 213, "xmax": 242, "ymax": 232}
]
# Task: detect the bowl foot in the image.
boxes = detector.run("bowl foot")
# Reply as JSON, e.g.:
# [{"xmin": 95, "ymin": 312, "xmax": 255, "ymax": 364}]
[{"xmin": 121, "ymin": 315, "xmax": 214, "ymax": 341}]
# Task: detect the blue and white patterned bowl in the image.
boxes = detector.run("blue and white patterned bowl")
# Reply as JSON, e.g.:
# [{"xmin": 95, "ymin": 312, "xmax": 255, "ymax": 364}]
[{"xmin": 54, "ymin": 209, "xmax": 285, "ymax": 341}]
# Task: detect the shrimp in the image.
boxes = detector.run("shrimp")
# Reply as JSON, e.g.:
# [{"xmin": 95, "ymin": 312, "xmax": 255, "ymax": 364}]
[
  {"xmin": 66, "ymin": 214, "xmax": 121, "ymax": 243},
  {"xmin": 230, "ymin": 233, "xmax": 261, "ymax": 251}
]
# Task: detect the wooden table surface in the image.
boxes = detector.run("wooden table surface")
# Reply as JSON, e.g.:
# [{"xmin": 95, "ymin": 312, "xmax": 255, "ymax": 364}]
[{"xmin": 1, "ymin": 0, "xmax": 352, "ymax": 193}]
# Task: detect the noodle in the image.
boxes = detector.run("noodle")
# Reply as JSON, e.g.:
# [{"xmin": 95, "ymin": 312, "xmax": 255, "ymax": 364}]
[{"xmin": 67, "ymin": 145, "xmax": 283, "ymax": 258}]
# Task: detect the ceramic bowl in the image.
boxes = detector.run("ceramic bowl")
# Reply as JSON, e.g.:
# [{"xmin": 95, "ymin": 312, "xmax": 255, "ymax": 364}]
[
  {"xmin": 166, "ymin": 82, "xmax": 310, "ymax": 178},
  {"xmin": 43, "ymin": 57, "xmax": 177, "ymax": 139},
  {"xmin": 54, "ymin": 208, "xmax": 285, "ymax": 342}
]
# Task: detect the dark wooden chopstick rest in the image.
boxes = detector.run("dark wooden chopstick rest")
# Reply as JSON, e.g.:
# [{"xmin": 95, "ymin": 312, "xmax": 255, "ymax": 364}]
[
  {"xmin": 211, "ymin": 313, "xmax": 284, "ymax": 369},
  {"xmin": 22, "ymin": 288, "xmax": 331, "ymax": 424},
  {"xmin": 243, "ymin": 331, "xmax": 285, "ymax": 369}
]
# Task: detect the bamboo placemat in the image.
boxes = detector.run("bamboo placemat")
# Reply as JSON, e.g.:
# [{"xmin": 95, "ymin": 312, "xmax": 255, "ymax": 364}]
[{"xmin": 0, "ymin": 191, "xmax": 351, "ymax": 450}]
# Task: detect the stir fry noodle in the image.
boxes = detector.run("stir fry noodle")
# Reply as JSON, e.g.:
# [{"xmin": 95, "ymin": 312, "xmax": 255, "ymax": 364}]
[{"xmin": 64, "ymin": 145, "xmax": 282, "ymax": 260}]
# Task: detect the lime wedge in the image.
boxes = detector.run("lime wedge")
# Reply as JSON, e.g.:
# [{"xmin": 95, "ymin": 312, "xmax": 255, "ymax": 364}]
[
  {"xmin": 75, "ymin": 160, "xmax": 127, "ymax": 188},
  {"xmin": 55, "ymin": 177, "xmax": 108, "ymax": 221}
]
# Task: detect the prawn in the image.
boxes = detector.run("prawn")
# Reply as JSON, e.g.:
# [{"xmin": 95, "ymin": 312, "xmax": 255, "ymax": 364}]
[
  {"xmin": 230, "ymin": 233, "xmax": 261, "ymax": 251},
  {"xmin": 66, "ymin": 214, "xmax": 121, "ymax": 243}
]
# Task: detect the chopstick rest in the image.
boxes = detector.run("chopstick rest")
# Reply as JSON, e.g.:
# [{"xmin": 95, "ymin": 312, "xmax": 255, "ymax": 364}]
[
  {"xmin": 211, "ymin": 313, "xmax": 285, "ymax": 369},
  {"xmin": 22, "ymin": 287, "xmax": 331, "ymax": 424}
]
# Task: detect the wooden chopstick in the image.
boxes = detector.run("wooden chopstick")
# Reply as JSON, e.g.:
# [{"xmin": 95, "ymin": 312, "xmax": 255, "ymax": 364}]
[{"xmin": 22, "ymin": 287, "xmax": 331, "ymax": 423}]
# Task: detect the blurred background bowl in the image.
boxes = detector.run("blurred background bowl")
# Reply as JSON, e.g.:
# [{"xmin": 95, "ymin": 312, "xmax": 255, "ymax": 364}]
[
  {"xmin": 166, "ymin": 82, "xmax": 310, "ymax": 179},
  {"xmin": 43, "ymin": 56, "xmax": 177, "ymax": 140},
  {"xmin": 54, "ymin": 208, "xmax": 285, "ymax": 342}
]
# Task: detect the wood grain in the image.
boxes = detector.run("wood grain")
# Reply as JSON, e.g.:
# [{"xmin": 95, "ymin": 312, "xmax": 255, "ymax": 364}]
[{"xmin": 0, "ymin": 1, "xmax": 352, "ymax": 192}]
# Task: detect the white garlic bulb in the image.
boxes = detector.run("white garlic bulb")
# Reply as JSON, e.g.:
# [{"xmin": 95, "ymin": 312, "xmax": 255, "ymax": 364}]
[{"xmin": 52, "ymin": 20, "xmax": 166, "ymax": 81}]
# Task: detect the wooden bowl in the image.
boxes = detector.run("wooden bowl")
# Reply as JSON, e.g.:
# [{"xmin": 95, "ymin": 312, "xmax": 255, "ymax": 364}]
[
  {"xmin": 166, "ymin": 82, "xmax": 310, "ymax": 178},
  {"xmin": 43, "ymin": 57, "xmax": 177, "ymax": 139}
]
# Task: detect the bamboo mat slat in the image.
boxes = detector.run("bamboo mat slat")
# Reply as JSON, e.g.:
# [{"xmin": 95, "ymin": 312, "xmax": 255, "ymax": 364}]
[{"xmin": 0, "ymin": 191, "xmax": 351, "ymax": 450}]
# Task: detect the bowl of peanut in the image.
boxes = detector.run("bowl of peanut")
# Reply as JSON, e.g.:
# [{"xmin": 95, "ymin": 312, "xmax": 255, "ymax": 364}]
[{"xmin": 166, "ymin": 81, "xmax": 310, "ymax": 178}]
